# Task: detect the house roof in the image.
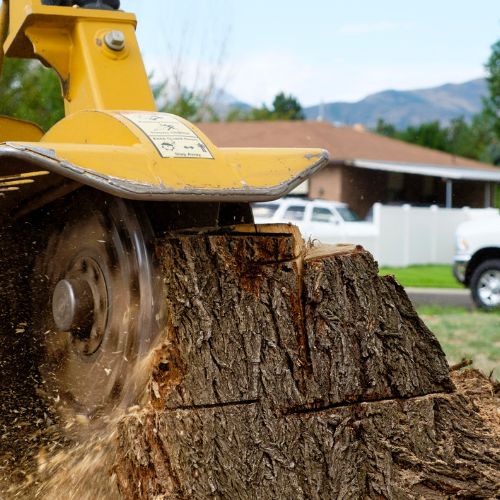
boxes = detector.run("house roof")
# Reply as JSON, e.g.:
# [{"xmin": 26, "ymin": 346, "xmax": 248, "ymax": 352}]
[{"xmin": 198, "ymin": 121, "xmax": 500, "ymax": 182}]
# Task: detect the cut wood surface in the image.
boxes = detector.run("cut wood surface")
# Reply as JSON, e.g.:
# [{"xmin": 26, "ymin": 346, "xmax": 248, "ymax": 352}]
[{"xmin": 114, "ymin": 230, "xmax": 500, "ymax": 499}]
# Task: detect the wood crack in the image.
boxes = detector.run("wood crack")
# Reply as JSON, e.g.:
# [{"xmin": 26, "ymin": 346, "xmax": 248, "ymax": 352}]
[
  {"xmin": 165, "ymin": 399, "xmax": 259, "ymax": 412},
  {"xmin": 283, "ymin": 389, "xmax": 454, "ymax": 416}
]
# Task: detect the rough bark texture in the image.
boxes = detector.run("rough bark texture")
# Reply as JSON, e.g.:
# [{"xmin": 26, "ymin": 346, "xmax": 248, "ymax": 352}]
[{"xmin": 114, "ymin": 232, "xmax": 500, "ymax": 499}]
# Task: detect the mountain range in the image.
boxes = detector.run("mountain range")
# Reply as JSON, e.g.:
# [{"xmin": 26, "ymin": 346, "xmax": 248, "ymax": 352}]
[{"xmin": 302, "ymin": 78, "xmax": 487, "ymax": 129}]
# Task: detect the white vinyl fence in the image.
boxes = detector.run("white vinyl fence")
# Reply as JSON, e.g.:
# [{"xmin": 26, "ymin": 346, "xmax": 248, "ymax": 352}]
[{"xmin": 367, "ymin": 204, "xmax": 499, "ymax": 267}]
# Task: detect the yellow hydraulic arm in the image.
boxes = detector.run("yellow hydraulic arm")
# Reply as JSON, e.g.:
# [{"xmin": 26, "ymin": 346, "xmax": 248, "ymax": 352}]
[{"xmin": 0, "ymin": 0, "xmax": 328, "ymax": 213}]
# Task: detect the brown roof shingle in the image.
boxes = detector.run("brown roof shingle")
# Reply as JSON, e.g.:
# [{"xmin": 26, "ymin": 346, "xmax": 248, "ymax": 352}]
[{"xmin": 198, "ymin": 120, "xmax": 498, "ymax": 173}]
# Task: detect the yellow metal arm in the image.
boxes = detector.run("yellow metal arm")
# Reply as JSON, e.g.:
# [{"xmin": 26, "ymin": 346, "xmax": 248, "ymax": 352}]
[
  {"xmin": 3, "ymin": 110, "xmax": 328, "ymax": 201},
  {"xmin": 0, "ymin": 1, "xmax": 10, "ymax": 77},
  {"xmin": 0, "ymin": 1, "xmax": 330, "ymax": 211},
  {"xmin": 3, "ymin": 0, "xmax": 155, "ymax": 115}
]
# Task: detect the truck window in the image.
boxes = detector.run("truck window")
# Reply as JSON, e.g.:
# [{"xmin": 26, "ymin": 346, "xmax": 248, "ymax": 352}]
[
  {"xmin": 283, "ymin": 206, "xmax": 305, "ymax": 221},
  {"xmin": 253, "ymin": 203, "xmax": 279, "ymax": 219},
  {"xmin": 312, "ymin": 207, "xmax": 335, "ymax": 222},
  {"xmin": 337, "ymin": 206, "xmax": 361, "ymax": 222}
]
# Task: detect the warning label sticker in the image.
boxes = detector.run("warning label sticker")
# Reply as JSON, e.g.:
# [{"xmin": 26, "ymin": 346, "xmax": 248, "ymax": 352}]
[{"xmin": 120, "ymin": 112, "xmax": 214, "ymax": 159}]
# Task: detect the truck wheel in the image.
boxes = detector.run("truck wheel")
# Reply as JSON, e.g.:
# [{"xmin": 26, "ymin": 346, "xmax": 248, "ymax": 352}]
[{"xmin": 470, "ymin": 259, "xmax": 500, "ymax": 310}]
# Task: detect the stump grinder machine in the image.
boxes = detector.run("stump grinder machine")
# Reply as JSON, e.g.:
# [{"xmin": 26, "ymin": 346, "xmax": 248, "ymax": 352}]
[{"xmin": 0, "ymin": 0, "xmax": 328, "ymax": 426}]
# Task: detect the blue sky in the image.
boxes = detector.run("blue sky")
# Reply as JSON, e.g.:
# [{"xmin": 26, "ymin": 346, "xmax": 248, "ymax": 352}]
[{"xmin": 121, "ymin": 0, "xmax": 499, "ymax": 107}]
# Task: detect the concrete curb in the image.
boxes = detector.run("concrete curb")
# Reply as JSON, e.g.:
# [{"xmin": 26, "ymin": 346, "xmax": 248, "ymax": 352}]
[{"xmin": 405, "ymin": 287, "xmax": 473, "ymax": 309}]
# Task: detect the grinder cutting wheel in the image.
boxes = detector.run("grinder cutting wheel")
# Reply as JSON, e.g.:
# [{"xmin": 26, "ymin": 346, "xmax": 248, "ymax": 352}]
[
  {"xmin": 33, "ymin": 190, "xmax": 164, "ymax": 424},
  {"xmin": 0, "ymin": 0, "xmax": 328, "ymax": 426}
]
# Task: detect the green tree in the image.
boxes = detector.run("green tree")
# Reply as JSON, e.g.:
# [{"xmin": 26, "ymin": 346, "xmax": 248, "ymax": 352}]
[
  {"xmin": 152, "ymin": 78, "xmax": 219, "ymax": 123},
  {"xmin": 448, "ymin": 114, "xmax": 497, "ymax": 162},
  {"xmin": 376, "ymin": 119, "xmax": 457, "ymax": 154},
  {"xmin": 247, "ymin": 104, "xmax": 273, "ymax": 121},
  {"xmin": 374, "ymin": 118, "xmax": 398, "ymax": 138},
  {"xmin": 270, "ymin": 92, "xmax": 305, "ymax": 120},
  {"xmin": 399, "ymin": 121, "xmax": 449, "ymax": 151},
  {"xmin": 0, "ymin": 58, "xmax": 64, "ymax": 131},
  {"xmin": 160, "ymin": 91, "xmax": 220, "ymax": 122},
  {"xmin": 227, "ymin": 92, "xmax": 305, "ymax": 122},
  {"xmin": 373, "ymin": 115, "xmax": 498, "ymax": 164},
  {"xmin": 226, "ymin": 107, "xmax": 252, "ymax": 122},
  {"xmin": 484, "ymin": 39, "xmax": 500, "ymax": 139},
  {"xmin": 159, "ymin": 90, "xmax": 203, "ymax": 122}
]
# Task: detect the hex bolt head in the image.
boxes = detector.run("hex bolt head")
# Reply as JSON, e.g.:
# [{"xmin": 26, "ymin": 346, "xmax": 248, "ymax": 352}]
[
  {"xmin": 104, "ymin": 30, "xmax": 126, "ymax": 51},
  {"xmin": 52, "ymin": 279, "xmax": 94, "ymax": 334}
]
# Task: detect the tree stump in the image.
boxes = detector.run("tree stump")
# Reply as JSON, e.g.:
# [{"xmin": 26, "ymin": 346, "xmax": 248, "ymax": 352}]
[{"xmin": 114, "ymin": 228, "xmax": 500, "ymax": 499}]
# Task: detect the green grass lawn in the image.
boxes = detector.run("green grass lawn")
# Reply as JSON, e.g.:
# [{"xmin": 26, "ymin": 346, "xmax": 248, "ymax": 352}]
[
  {"xmin": 417, "ymin": 305, "xmax": 500, "ymax": 377},
  {"xmin": 379, "ymin": 264, "xmax": 461, "ymax": 288}
]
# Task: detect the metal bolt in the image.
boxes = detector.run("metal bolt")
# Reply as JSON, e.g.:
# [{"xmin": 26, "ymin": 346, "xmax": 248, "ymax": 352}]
[
  {"xmin": 104, "ymin": 30, "xmax": 125, "ymax": 51},
  {"xmin": 52, "ymin": 279, "xmax": 94, "ymax": 334}
]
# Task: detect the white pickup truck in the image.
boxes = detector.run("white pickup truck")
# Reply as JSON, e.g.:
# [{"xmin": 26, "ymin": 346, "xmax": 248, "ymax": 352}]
[
  {"xmin": 454, "ymin": 216, "xmax": 500, "ymax": 309},
  {"xmin": 252, "ymin": 198, "xmax": 378, "ymax": 249}
]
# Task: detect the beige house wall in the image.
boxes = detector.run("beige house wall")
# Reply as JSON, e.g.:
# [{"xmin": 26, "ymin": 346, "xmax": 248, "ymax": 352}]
[
  {"xmin": 309, "ymin": 165, "xmax": 342, "ymax": 201},
  {"xmin": 309, "ymin": 165, "xmax": 387, "ymax": 217}
]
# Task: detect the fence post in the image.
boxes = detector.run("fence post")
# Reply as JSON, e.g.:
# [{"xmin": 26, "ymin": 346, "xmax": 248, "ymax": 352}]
[
  {"xmin": 430, "ymin": 204, "xmax": 439, "ymax": 263},
  {"xmin": 403, "ymin": 204, "xmax": 411, "ymax": 267}
]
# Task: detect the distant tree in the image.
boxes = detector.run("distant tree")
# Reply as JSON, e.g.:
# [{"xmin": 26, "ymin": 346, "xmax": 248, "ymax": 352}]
[
  {"xmin": 372, "ymin": 115, "xmax": 500, "ymax": 164},
  {"xmin": 485, "ymin": 142, "xmax": 500, "ymax": 165},
  {"xmin": 449, "ymin": 114, "xmax": 498, "ymax": 162},
  {"xmin": 483, "ymin": 39, "xmax": 500, "ymax": 139},
  {"xmin": 375, "ymin": 119, "xmax": 452, "ymax": 154},
  {"xmin": 374, "ymin": 118, "xmax": 397, "ymax": 138},
  {"xmin": 244, "ymin": 104, "xmax": 273, "ymax": 121},
  {"xmin": 446, "ymin": 117, "xmax": 478, "ymax": 158},
  {"xmin": 270, "ymin": 92, "xmax": 305, "ymax": 120},
  {"xmin": 227, "ymin": 92, "xmax": 305, "ymax": 122},
  {"xmin": 399, "ymin": 121, "xmax": 449, "ymax": 151},
  {"xmin": 225, "ymin": 107, "xmax": 251, "ymax": 122},
  {"xmin": 0, "ymin": 59, "xmax": 64, "ymax": 131},
  {"xmin": 157, "ymin": 87, "xmax": 219, "ymax": 123}
]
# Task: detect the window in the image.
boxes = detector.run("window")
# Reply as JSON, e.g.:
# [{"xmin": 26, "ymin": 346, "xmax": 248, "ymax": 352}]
[
  {"xmin": 283, "ymin": 206, "xmax": 305, "ymax": 221},
  {"xmin": 252, "ymin": 203, "xmax": 279, "ymax": 219},
  {"xmin": 337, "ymin": 206, "xmax": 361, "ymax": 222},
  {"xmin": 312, "ymin": 207, "xmax": 335, "ymax": 222}
]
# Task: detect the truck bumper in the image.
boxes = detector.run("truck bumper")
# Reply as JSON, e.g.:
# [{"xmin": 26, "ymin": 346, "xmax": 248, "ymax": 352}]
[{"xmin": 453, "ymin": 255, "xmax": 471, "ymax": 284}]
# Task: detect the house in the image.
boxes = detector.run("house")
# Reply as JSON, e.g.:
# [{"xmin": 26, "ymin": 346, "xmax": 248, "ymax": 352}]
[{"xmin": 198, "ymin": 121, "xmax": 500, "ymax": 218}]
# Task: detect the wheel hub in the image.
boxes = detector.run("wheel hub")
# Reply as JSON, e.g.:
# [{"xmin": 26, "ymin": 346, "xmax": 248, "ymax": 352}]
[
  {"xmin": 479, "ymin": 270, "xmax": 500, "ymax": 306},
  {"xmin": 52, "ymin": 278, "xmax": 94, "ymax": 333},
  {"xmin": 52, "ymin": 256, "xmax": 109, "ymax": 356}
]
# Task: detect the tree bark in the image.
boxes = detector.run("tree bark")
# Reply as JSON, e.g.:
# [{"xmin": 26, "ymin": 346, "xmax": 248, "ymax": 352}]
[{"xmin": 114, "ymin": 230, "xmax": 500, "ymax": 499}]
